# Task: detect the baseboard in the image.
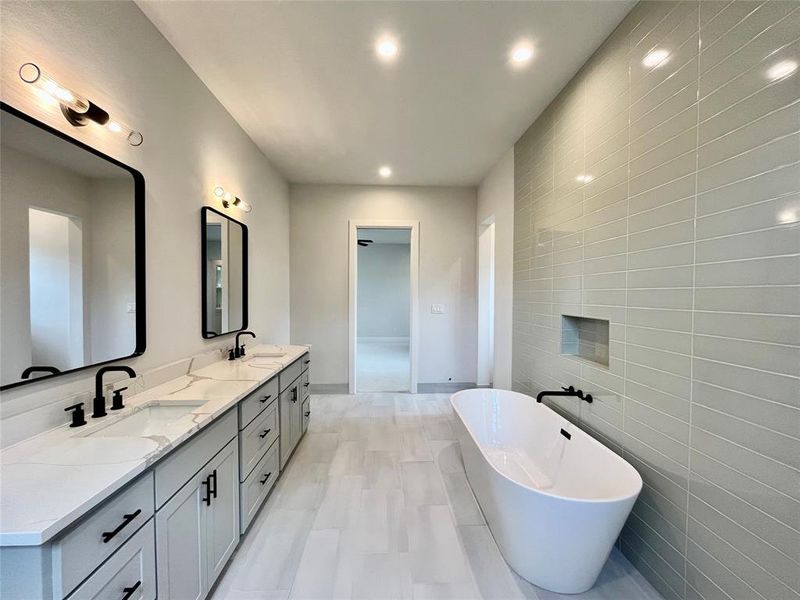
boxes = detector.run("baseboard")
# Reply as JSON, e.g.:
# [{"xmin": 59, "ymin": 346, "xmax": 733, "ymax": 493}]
[
  {"xmin": 417, "ymin": 382, "xmax": 477, "ymax": 393},
  {"xmin": 309, "ymin": 383, "xmax": 349, "ymax": 394},
  {"xmin": 357, "ymin": 337, "xmax": 410, "ymax": 344}
]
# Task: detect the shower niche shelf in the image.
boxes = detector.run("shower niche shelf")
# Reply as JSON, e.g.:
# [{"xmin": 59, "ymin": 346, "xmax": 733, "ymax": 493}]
[{"xmin": 561, "ymin": 315, "xmax": 609, "ymax": 368}]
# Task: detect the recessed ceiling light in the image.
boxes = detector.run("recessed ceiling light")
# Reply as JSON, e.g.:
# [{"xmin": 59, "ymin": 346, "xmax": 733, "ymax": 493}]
[
  {"xmin": 375, "ymin": 37, "xmax": 399, "ymax": 61},
  {"xmin": 576, "ymin": 174, "xmax": 594, "ymax": 184},
  {"xmin": 379, "ymin": 165, "xmax": 392, "ymax": 178},
  {"xmin": 642, "ymin": 48, "xmax": 670, "ymax": 69},
  {"xmin": 766, "ymin": 59, "xmax": 797, "ymax": 82},
  {"xmin": 510, "ymin": 43, "xmax": 534, "ymax": 66}
]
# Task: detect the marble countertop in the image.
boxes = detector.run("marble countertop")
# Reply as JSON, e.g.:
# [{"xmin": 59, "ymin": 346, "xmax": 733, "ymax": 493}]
[{"xmin": 0, "ymin": 344, "xmax": 309, "ymax": 547}]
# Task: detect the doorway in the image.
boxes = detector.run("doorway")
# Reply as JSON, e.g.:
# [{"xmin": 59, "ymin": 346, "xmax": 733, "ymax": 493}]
[
  {"xmin": 349, "ymin": 220, "xmax": 419, "ymax": 394},
  {"xmin": 28, "ymin": 207, "xmax": 84, "ymax": 370},
  {"xmin": 477, "ymin": 218, "xmax": 495, "ymax": 387}
]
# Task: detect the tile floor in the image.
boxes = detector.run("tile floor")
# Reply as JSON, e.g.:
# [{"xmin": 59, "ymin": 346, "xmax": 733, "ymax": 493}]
[
  {"xmin": 211, "ymin": 394, "xmax": 662, "ymax": 600},
  {"xmin": 356, "ymin": 341, "xmax": 410, "ymax": 392}
]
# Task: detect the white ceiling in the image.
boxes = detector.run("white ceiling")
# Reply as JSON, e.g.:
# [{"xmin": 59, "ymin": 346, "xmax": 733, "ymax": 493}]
[{"xmin": 138, "ymin": 1, "xmax": 634, "ymax": 186}]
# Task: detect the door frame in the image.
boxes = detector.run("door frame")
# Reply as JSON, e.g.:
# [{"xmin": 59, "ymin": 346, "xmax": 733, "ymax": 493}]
[{"xmin": 348, "ymin": 219, "xmax": 419, "ymax": 394}]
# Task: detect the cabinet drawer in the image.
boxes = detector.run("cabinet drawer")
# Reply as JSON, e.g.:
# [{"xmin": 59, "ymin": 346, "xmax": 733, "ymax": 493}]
[
  {"xmin": 279, "ymin": 355, "xmax": 305, "ymax": 392},
  {"xmin": 239, "ymin": 440, "xmax": 279, "ymax": 533},
  {"xmin": 239, "ymin": 376, "xmax": 279, "ymax": 430},
  {"xmin": 239, "ymin": 400, "xmax": 279, "ymax": 481},
  {"xmin": 301, "ymin": 354, "xmax": 311, "ymax": 373},
  {"xmin": 65, "ymin": 519, "xmax": 155, "ymax": 600},
  {"xmin": 154, "ymin": 409, "xmax": 237, "ymax": 508},
  {"xmin": 55, "ymin": 473, "xmax": 154, "ymax": 598},
  {"xmin": 301, "ymin": 369, "xmax": 310, "ymax": 400},
  {"xmin": 302, "ymin": 398, "xmax": 310, "ymax": 434}
]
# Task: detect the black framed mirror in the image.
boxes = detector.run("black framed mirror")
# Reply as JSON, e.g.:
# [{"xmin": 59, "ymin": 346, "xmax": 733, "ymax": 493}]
[
  {"xmin": 201, "ymin": 207, "xmax": 248, "ymax": 338},
  {"xmin": 0, "ymin": 102, "xmax": 145, "ymax": 390}
]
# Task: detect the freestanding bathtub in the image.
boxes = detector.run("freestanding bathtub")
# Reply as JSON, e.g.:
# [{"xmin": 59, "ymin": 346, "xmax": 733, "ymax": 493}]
[{"xmin": 450, "ymin": 388, "xmax": 642, "ymax": 594}]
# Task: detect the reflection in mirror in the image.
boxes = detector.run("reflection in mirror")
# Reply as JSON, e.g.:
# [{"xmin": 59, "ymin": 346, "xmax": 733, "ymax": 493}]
[
  {"xmin": 202, "ymin": 207, "xmax": 247, "ymax": 338},
  {"xmin": 0, "ymin": 104, "xmax": 144, "ymax": 389}
]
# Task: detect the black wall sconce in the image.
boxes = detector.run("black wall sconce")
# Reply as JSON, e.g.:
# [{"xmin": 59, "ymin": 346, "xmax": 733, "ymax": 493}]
[
  {"xmin": 18, "ymin": 62, "xmax": 143, "ymax": 146},
  {"xmin": 213, "ymin": 185, "xmax": 252, "ymax": 213}
]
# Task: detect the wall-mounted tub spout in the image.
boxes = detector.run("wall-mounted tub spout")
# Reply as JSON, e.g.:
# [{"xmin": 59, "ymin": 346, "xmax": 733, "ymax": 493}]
[{"xmin": 536, "ymin": 386, "xmax": 593, "ymax": 404}]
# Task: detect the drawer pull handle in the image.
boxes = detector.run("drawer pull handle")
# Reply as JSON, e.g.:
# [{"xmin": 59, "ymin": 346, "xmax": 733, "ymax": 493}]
[
  {"xmin": 203, "ymin": 469, "xmax": 218, "ymax": 506},
  {"xmin": 259, "ymin": 428, "xmax": 272, "ymax": 439},
  {"xmin": 304, "ymin": 360, "xmax": 310, "ymax": 365},
  {"xmin": 260, "ymin": 472, "xmax": 272, "ymax": 485},
  {"xmin": 303, "ymin": 382, "xmax": 309, "ymax": 388},
  {"xmin": 121, "ymin": 580, "xmax": 141, "ymax": 600},
  {"xmin": 260, "ymin": 394, "xmax": 272, "ymax": 404},
  {"xmin": 101, "ymin": 509, "xmax": 141, "ymax": 543},
  {"xmin": 305, "ymin": 411, "xmax": 311, "ymax": 417},
  {"xmin": 210, "ymin": 468, "xmax": 218, "ymax": 500}
]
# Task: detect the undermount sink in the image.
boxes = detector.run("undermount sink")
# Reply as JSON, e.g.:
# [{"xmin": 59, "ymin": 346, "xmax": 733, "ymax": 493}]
[{"xmin": 88, "ymin": 402, "xmax": 204, "ymax": 437}]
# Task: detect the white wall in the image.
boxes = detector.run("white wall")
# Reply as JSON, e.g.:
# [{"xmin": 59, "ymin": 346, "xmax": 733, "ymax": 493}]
[
  {"xmin": 477, "ymin": 148, "xmax": 514, "ymax": 389},
  {"xmin": 290, "ymin": 184, "xmax": 477, "ymax": 386},
  {"xmin": 0, "ymin": 0, "xmax": 290, "ymax": 441},
  {"xmin": 357, "ymin": 243, "xmax": 410, "ymax": 340}
]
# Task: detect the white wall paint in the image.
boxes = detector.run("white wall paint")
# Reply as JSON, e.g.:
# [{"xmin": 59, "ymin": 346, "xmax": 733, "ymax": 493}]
[
  {"xmin": 477, "ymin": 148, "xmax": 514, "ymax": 389},
  {"xmin": 0, "ymin": 0, "xmax": 289, "ymax": 440},
  {"xmin": 290, "ymin": 184, "xmax": 477, "ymax": 385},
  {"xmin": 357, "ymin": 243, "xmax": 410, "ymax": 340}
]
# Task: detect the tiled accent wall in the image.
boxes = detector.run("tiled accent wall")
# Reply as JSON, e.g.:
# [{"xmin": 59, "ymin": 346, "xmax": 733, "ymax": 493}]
[{"xmin": 512, "ymin": 2, "xmax": 799, "ymax": 599}]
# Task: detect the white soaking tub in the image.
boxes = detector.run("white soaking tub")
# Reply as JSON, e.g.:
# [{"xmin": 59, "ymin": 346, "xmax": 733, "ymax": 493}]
[{"xmin": 450, "ymin": 388, "xmax": 642, "ymax": 594}]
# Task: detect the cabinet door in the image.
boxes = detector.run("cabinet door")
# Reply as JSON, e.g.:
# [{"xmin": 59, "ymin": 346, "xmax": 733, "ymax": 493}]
[
  {"xmin": 291, "ymin": 383, "xmax": 303, "ymax": 448},
  {"xmin": 279, "ymin": 385, "xmax": 296, "ymax": 468},
  {"xmin": 155, "ymin": 471, "xmax": 207, "ymax": 600},
  {"xmin": 205, "ymin": 439, "xmax": 240, "ymax": 586}
]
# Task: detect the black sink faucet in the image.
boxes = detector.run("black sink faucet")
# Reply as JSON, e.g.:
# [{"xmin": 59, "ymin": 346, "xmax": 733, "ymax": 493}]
[
  {"xmin": 93, "ymin": 366, "xmax": 137, "ymax": 418},
  {"xmin": 234, "ymin": 330, "xmax": 255, "ymax": 358}
]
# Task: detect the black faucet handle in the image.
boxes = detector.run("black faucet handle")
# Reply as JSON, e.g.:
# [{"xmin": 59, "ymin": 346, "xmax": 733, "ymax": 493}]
[
  {"xmin": 65, "ymin": 403, "xmax": 87, "ymax": 427},
  {"xmin": 561, "ymin": 385, "xmax": 575, "ymax": 393},
  {"xmin": 111, "ymin": 387, "xmax": 128, "ymax": 411},
  {"xmin": 240, "ymin": 343, "xmax": 247, "ymax": 357}
]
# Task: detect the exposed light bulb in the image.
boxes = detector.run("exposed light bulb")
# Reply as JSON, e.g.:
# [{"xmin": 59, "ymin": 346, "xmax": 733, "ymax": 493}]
[
  {"xmin": 213, "ymin": 186, "xmax": 225, "ymax": 198},
  {"xmin": 104, "ymin": 118, "xmax": 142, "ymax": 146},
  {"xmin": 379, "ymin": 165, "xmax": 392, "ymax": 178},
  {"xmin": 642, "ymin": 48, "xmax": 670, "ymax": 68},
  {"xmin": 375, "ymin": 36, "xmax": 399, "ymax": 61},
  {"xmin": 767, "ymin": 60, "xmax": 797, "ymax": 82},
  {"xmin": 19, "ymin": 63, "xmax": 89, "ymax": 114}
]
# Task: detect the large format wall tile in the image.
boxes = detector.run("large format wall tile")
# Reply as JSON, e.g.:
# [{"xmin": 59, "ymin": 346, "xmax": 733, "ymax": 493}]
[{"xmin": 512, "ymin": 2, "xmax": 800, "ymax": 599}]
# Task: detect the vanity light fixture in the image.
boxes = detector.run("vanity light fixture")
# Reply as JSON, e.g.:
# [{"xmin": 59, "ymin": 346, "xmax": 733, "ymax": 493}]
[
  {"xmin": 213, "ymin": 185, "xmax": 252, "ymax": 213},
  {"xmin": 18, "ymin": 62, "xmax": 143, "ymax": 146}
]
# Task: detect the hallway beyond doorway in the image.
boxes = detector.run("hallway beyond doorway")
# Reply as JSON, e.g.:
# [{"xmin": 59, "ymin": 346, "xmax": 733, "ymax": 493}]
[{"xmin": 356, "ymin": 340, "xmax": 410, "ymax": 392}]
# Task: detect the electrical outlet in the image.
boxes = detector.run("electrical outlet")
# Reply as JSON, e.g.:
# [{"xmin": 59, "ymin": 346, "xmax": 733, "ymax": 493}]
[
  {"xmin": 431, "ymin": 303, "xmax": 445, "ymax": 314},
  {"xmin": 126, "ymin": 303, "xmax": 136, "ymax": 314}
]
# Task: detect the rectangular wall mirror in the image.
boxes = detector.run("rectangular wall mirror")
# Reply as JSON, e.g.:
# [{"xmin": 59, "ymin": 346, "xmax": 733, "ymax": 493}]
[
  {"xmin": 202, "ymin": 207, "xmax": 247, "ymax": 338},
  {"xmin": 0, "ymin": 103, "xmax": 145, "ymax": 390}
]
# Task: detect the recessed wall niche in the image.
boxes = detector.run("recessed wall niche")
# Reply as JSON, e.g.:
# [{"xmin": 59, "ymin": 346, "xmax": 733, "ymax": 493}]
[{"xmin": 561, "ymin": 315, "xmax": 609, "ymax": 367}]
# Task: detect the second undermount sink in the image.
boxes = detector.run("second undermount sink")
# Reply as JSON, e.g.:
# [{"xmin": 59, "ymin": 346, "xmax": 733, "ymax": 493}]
[
  {"xmin": 245, "ymin": 352, "xmax": 287, "ymax": 359},
  {"xmin": 88, "ymin": 402, "xmax": 204, "ymax": 437}
]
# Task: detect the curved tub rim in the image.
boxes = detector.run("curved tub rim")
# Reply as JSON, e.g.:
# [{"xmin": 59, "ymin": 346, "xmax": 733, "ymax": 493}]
[{"xmin": 450, "ymin": 387, "xmax": 643, "ymax": 505}]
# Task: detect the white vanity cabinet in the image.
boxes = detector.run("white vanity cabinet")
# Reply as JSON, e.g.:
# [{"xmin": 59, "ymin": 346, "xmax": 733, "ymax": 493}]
[{"xmin": 154, "ymin": 412, "xmax": 239, "ymax": 600}]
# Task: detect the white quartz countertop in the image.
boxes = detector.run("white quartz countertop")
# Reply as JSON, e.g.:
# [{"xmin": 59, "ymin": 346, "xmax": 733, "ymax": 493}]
[{"xmin": 0, "ymin": 344, "xmax": 309, "ymax": 546}]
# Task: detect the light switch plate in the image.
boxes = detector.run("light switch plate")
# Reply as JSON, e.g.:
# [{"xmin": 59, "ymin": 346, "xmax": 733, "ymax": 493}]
[
  {"xmin": 126, "ymin": 303, "xmax": 136, "ymax": 314},
  {"xmin": 431, "ymin": 304, "xmax": 445, "ymax": 314}
]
